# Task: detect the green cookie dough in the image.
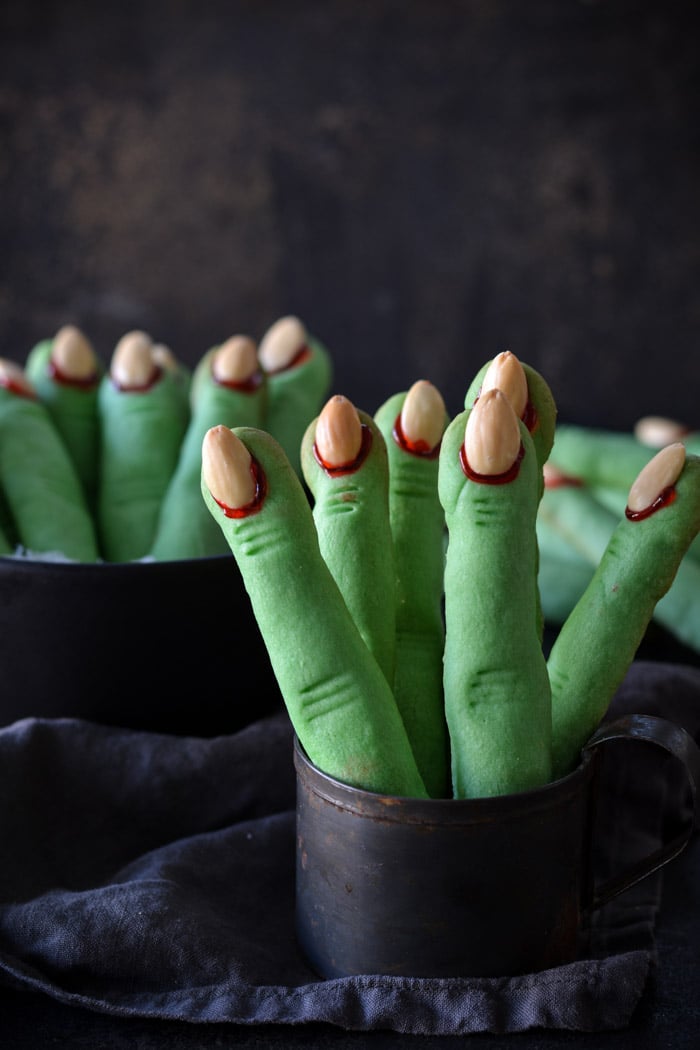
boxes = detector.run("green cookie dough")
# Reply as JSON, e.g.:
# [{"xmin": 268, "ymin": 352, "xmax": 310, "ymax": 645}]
[
  {"xmin": 536, "ymin": 490, "xmax": 597, "ymax": 624},
  {"xmin": 188, "ymin": 345, "xmax": 218, "ymax": 412},
  {"xmin": 548, "ymin": 450, "xmax": 700, "ymax": 777},
  {"xmin": 549, "ymin": 423, "xmax": 654, "ymax": 491},
  {"xmin": 537, "ymin": 474, "xmax": 621, "ymax": 566},
  {"xmin": 150, "ymin": 341, "xmax": 267, "ymax": 561},
  {"xmin": 438, "ymin": 400, "xmax": 552, "ymax": 798},
  {"xmin": 97, "ymin": 342, "xmax": 189, "ymax": 562},
  {"xmin": 464, "ymin": 356, "xmax": 558, "ymax": 475},
  {"xmin": 537, "ymin": 550, "xmax": 595, "ymax": 627},
  {"xmin": 25, "ymin": 327, "xmax": 103, "ymax": 509},
  {"xmin": 151, "ymin": 342, "xmax": 192, "ymax": 427},
  {"xmin": 259, "ymin": 319, "xmax": 333, "ymax": 476},
  {"xmin": 0, "ymin": 365, "xmax": 100, "ymax": 561},
  {"xmin": 540, "ymin": 467, "xmax": 700, "ymax": 657},
  {"xmin": 465, "ymin": 355, "xmax": 557, "ymax": 642},
  {"xmin": 593, "ymin": 480, "xmax": 700, "ymax": 566},
  {"xmin": 201, "ymin": 424, "xmax": 428, "ymax": 798},
  {"xmin": 301, "ymin": 402, "xmax": 397, "ymax": 687},
  {"xmin": 374, "ymin": 388, "xmax": 450, "ymax": 798}
]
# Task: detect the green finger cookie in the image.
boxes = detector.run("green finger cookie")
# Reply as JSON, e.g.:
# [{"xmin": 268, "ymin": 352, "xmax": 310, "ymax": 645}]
[
  {"xmin": 258, "ymin": 315, "xmax": 333, "ymax": 476},
  {"xmin": 548, "ymin": 423, "xmax": 654, "ymax": 491},
  {"xmin": 25, "ymin": 325, "xmax": 103, "ymax": 509},
  {"xmin": 548, "ymin": 444, "xmax": 700, "ymax": 777},
  {"xmin": 438, "ymin": 390, "xmax": 552, "ymax": 798},
  {"xmin": 150, "ymin": 335, "xmax": 267, "ymax": 561},
  {"xmin": 201, "ymin": 423, "xmax": 428, "ymax": 798},
  {"xmin": 97, "ymin": 331, "xmax": 189, "ymax": 562},
  {"xmin": 301, "ymin": 395, "xmax": 397, "ymax": 687},
  {"xmin": 464, "ymin": 352, "xmax": 558, "ymax": 474},
  {"xmin": 0, "ymin": 359, "xmax": 100, "ymax": 561},
  {"xmin": 374, "ymin": 382, "xmax": 450, "ymax": 797},
  {"xmin": 540, "ymin": 464, "xmax": 700, "ymax": 654}
]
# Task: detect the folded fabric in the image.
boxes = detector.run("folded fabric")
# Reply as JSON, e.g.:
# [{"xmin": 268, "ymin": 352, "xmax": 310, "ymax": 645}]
[{"xmin": 0, "ymin": 661, "xmax": 698, "ymax": 1036}]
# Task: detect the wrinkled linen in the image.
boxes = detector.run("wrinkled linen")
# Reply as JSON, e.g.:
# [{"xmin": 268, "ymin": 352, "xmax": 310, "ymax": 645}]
[{"xmin": 0, "ymin": 660, "xmax": 698, "ymax": 1035}]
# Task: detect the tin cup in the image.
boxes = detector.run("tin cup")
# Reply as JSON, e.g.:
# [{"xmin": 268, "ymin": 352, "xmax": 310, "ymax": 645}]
[{"xmin": 294, "ymin": 714, "xmax": 699, "ymax": 979}]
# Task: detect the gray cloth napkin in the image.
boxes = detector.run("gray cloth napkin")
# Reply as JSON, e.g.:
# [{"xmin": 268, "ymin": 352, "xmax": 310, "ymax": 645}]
[{"xmin": 0, "ymin": 660, "xmax": 698, "ymax": 1036}]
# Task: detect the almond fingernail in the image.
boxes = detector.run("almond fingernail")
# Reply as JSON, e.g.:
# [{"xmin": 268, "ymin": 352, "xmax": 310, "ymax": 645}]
[
  {"xmin": 464, "ymin": 388, "xmax": 521, "ymax": 476},
  {"xmin": 111, "ymin": 330, "xmax": 155, "ymax": 388},
  {"xmin": 400, "ymin": 379, "xmax": 446, "ymax": 453},
  {"xmin": 52, "ymin": 325, "xmax": 97, "ymax": 381},
  {"xmin": 633, "ymin": 415, "xmax": 691, "ymax": 449},
  {"xmin": 202, "ymin": 425, "xmax": 257, "ymax": 509},
  {"xmin": 627, "ymin": 442, "xmax": 686, "ymax": 513},
  {"xmin": 212, "ymin": 335, "xmax": 259, "ymax": 384},
  {"xmin": 151, "ymin": 343, "xmax": 178, "ymax": 373},
  {"xmin": 258, "ymin": 315, "xmax": 308, "ymax": 372},
  {"xmin": 0, "ymin": 357, "xmax": 35, "ymax": 397},
  {"xmin": 480, "ymin": 351, "xmax": 528, "ymax": 421},
  {"xmin": 315, "ymin": 394, "xmax": 363, "ymax": 468}
]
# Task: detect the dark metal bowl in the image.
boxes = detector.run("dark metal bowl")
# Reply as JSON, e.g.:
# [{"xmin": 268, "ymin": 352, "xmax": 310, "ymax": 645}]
[{"xmin": 0, "ymin": 554, "xmax": 281, "ymax": 736}]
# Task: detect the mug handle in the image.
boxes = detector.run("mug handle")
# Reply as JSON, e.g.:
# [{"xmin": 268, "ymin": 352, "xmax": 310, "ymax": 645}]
[{"xmin": 583, "ymin": 713, "xmax": 700, "ymax": 910}]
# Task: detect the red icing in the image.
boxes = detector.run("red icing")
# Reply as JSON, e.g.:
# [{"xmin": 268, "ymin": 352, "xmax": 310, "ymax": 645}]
[
  {"xmin": 265, "ymin": 345, "xmax": 311, "ymax": 375},
  {"xmin": 314, "ymin": 423, "xmax": 373, "ymax": 476},
  {"xmin": 544, "ymin": 471, "xmax": 584, "ymax": 489},
  {"xmin": 392, "ymin": 413, "xmax": 441, "ymax": 459},
  {"xmin": 0, "ymin": 376, "xmax": 35, "ymax": 399},
  {"xmin": 48, "ymin": 358, "xmax": 99, "ymax": 390},
  {"xmin": 460, "ymin": 441, "xmax": 525, "ymax": 484},
  {"xmin": 522, "ymin": 399, "xmax": 538, "ymax": 434},
  {"xmin": 214, "ymin": 456, "xmax": 267, "ymax": 518},
  {"xmin": 474, "ymin": 387, "xmax": 539, "ymax": 435},
  {"xmin": 625, "ymin": 486, "xmax": 677, "ymax": 521},
  {"xmin": 214, "ymin": 368, "xmax": 264, "ymax": 393},
  {"xmin": 112, "ymin": 364, "xmax": 163, "ymax": 393}
]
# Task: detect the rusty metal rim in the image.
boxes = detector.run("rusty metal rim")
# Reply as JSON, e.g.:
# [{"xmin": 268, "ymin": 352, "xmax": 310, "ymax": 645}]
[{"xmin": 293, "ymin": 736, "xmax": 596, "ymax": 825}]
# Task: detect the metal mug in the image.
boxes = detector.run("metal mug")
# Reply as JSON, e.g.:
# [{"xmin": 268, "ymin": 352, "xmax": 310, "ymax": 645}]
[{"xmin": 294, "ymin": 713, "xmax": 699, "ymax": 979}]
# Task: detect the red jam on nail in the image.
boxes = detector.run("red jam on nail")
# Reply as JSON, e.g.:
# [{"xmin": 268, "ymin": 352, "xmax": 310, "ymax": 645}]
[
  {"xmin": 48, "ymin": 359, "xmax": 99, "ymax": 390},
  {"xmin": 522, "ymin": 399, "xmax": 539, "ymax": 434},
  {"xmin": 392, "ymin": 414, "xmax": 440, "ymax": 459},
  {"xmin": 544, "ymin": 471, "xmax": 584, "ymax": 490},
  {"xmin": 475, "ymin": 389, "xmax": 539, "ymax": 435},
  {"xmin": 625, "ymin": 486, "xmax": 677, "ymax": 521},
  {"xmin": 214, "ymin": 457, "xmax": 267, "ymax": 518},
  {"xmin": 112, "ymin": 364, "xmax": 163, "ymax": 393},
  {"xmin": 314, "ymin": 423, "xmax": 373, "ymax": 476},
  {"xmin": 459, "ymin": 441, "xmax": 525, "ymax": 484},
  {"xmin": 215, "ymin": 369, "xmax": 264, "ymax": 394},
  {"xmin": 265, "ymin": 345, "xmax": 311, "ymax": 375},
  {"xmin": 0, "ymin": 376, "xmax": 35, "ymax": 399}
]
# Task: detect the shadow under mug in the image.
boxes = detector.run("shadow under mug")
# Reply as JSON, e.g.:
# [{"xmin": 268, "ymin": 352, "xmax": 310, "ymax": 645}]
[{"xmin": 294, "ymin": 713, "xmax": 700, "ymax": 979}]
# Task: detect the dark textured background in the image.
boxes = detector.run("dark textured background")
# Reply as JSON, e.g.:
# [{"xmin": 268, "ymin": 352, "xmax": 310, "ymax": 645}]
[{"xmin": 1, "ymin": 0, "xmax": 698, "ymax": 426}]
